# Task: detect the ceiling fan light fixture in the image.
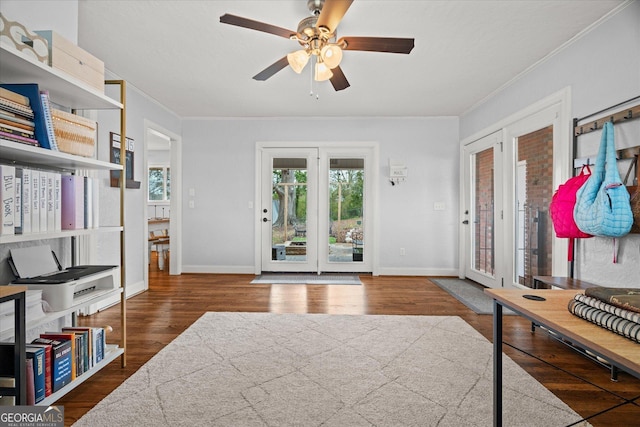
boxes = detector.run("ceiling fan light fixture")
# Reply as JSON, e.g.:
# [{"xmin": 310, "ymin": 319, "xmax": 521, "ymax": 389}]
[
  {"xmin": 320, "ymin": 44, "xmax": 343, "ymax": 69},
  {"xmin": 287, "ymin": 49, "xmax": 310, "ymax": 74},
  {"xmin": 314, "ymin": 60, "xmax": 333, "ymax": 81}
]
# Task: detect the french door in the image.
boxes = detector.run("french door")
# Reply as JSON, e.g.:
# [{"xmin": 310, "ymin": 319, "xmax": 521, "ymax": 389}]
[
  {"xmin": 462, "ymin": 131, "xmax": 504, "ymax": 288},
  {"xmin": 462, "ymin": 97, "xmax": 569, "ymax": 289},
  {"xmin": 259, "ymin": 146, "xmax": 374, "ymax": 273}
]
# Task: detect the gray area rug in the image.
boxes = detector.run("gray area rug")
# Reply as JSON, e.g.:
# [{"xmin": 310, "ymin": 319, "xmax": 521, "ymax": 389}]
[
  {"xmin": 431, "ymin": 278, "xmax": 514, "ymax": 315},
  {"xmin": 252, "ymin": 273, "xmax": 362, "ymax": 285},
  {"xmin": 73, "ymin": 313, "xmax": 587, "ymax": 427}
]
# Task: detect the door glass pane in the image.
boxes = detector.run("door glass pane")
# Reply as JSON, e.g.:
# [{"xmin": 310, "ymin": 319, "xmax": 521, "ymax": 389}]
[
  {"xmin": 472, "ymin": 147, "xmax": 495, "ymax": 276},
  {"xmin": 271, "ymin": 158, "xmax": 307, "ymax": 262},
  {"xmin": 328, "ymin": 158, "xmax": 364, "ymax": 263},
  {"xmin": 515, "ymin": 126, "xmax": 554, "ymax": 287}
]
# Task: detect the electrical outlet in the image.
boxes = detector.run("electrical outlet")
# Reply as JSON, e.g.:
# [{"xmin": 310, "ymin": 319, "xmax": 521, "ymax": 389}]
[
  {"xmin": 400, "ymin": 248, "xmax": 405, "ymax": 256},
  {"xmin": 434, "ymin": 202, "xmax": 446, "ymax": 211}
]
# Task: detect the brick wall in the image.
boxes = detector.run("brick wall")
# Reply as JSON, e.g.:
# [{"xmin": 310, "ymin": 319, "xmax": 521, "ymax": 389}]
[{"xmin": 517, "ymin": 126, "xmax": 554, "ymax": 286}]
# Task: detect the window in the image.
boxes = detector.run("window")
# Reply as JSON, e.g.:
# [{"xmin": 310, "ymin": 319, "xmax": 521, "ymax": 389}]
[{"xmin": 148, "ymin": 166, "xmax": 170, "ymax": 201}]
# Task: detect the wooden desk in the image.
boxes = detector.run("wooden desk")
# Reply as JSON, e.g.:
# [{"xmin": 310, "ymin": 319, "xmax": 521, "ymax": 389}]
[
  {"xmin": 485, "ymin": 289, "xmax": 640, "ymax": 427},
  {"xmin": 0, "ymin": 285, "xmax": 27, "ymax": 405}
]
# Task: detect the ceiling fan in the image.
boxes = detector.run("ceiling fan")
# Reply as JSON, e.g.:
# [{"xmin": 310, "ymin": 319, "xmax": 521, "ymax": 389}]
[{"xmin": 220, "ymin": 0, "xmax": 415, "ymax": 91}]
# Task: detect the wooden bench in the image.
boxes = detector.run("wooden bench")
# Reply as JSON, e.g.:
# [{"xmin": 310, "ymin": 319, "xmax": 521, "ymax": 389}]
[{"xmin": 532, "ymin": 276, "xmax": 601, "ymax": 290}]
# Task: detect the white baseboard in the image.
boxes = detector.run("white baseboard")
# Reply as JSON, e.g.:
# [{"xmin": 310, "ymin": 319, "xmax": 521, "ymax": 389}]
[
  {"xmin": 181, "ymin": 265, "xmax": 256, "ymax": 274},
  {"xmin": 376, "ymin": 267, "xmax": 459, "ymax": 277},
  {"xmin": 180, "ymin": 266, "xmax": 457, "ymax": 276}
]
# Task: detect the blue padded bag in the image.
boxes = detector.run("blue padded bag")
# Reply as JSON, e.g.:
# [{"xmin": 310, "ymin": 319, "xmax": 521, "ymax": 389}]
[{"xmin": 574, "ymin": 122, "xmax": 633, "ymax": 237}]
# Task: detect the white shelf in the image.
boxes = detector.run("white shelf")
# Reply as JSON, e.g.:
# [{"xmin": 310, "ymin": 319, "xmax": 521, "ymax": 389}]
[
  {"xmin": 0, "ymin": 139, "xmax": 123, "ymax": 172},
  {"xmin": 0, "ymin": 45, "xmax": 122, "ymax": 110},
  {"xmin": 1, "ymin": 39, "xmax": 126, "ymax": 407},
  {"xmin": 0, "ymin": 287, "xmax": 123, "ymax": 341},
  {"xmin": 0, "ymin": 226, "xmax": 122, "ymax": 244},
  {"xmin": 37, "ymin": 345, "xmax": 124, "ymax": 406}
]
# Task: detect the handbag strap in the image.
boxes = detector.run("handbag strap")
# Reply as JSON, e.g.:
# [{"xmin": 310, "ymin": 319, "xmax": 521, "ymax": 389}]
[{"xmin": 603, "ymin": 121, "xmax": 622, "ymax": 183}]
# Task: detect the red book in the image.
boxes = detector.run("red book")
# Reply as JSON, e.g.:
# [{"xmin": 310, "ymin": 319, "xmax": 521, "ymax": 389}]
[
  {"xmin": 25, "ymin": 358, "xmax": 35, "ymax": 405},
  {"xmin": 28, "ymin": 341, "xmax": 53, "ymax": 396}
]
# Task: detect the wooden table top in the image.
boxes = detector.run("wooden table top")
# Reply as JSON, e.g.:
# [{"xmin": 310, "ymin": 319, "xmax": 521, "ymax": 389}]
[
  {"xmin": 485, "ymin": 288, "xmax": 640, "ymax": 379},
  {"xmin": 0, "ymin": 285, "xmax": 27, "ymax": 300}
]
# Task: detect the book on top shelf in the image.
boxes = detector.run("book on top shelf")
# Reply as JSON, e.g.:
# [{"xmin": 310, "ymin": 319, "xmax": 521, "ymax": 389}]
[
  {"xmin": 0, "ymin": 87, "xmax": 30, "ymax": 106},
  {"xmin": 0, "ymin": 83, "xmax": 54, "ymax": 149}
]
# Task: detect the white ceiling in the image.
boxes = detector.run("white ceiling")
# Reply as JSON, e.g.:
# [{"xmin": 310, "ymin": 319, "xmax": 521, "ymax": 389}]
[{"xmin": 77, "ymin": 0, "xmax": 625, "ymax": 118}]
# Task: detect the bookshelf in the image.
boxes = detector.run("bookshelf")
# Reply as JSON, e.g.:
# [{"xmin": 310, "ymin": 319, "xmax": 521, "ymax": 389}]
[{"xmin": 0, "ymin": 42, "xmax": 127, "ymax": 404}]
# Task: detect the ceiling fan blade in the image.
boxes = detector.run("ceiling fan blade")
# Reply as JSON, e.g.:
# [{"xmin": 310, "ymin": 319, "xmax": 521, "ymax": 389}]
[
  {"xmin": 253, "ymin": 56, "xmax": 290, "ymax": 81},
  {"xmin": 316, "ymin": 0, "xmax": 354, "ymax": 33},
  {"xmin": 329, "ymin": 66, "xmax": 350, "ymax": 91},
  {"xmin": 220, "ymin": 14, "xmax": 296, "ymax": 39},
  {"xmin": 339, "ymin": 36, "xmax": 415, "ymax": 54}
]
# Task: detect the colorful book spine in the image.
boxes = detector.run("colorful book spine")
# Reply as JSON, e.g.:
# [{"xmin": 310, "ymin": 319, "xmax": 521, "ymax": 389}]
[
  {"xmin": 28, "ymin": 341, "xmax": 52, "ymax": 397},
  {"xmin": 0, "ymin": 129, "xmax": 39, "ymax": 145},
  {"xmin": 38, "ymin": 335, "xmax": 73, "ymax": 390},
  {"xmin": 0, "ymin": 164, "xmax": 15, "ymax": 235},
  {"xmin": 25, "ymin": 358, "xmax": 35, "ymax": 405},
  {"xmin": 25, "ymin": 346, "xmax": 45, "ymax": 403}
]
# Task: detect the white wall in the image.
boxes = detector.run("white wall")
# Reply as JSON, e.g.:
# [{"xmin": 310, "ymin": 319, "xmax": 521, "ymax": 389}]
[
  {"xmin": 181, "ymin": 117, "xmax": 460, "ymax": 275},
  {"xmin": 460, "ymin": 2, "xmax": 640, "ymax": 286},
  {"xmin": 96, "ymin": 78, "xmax": 181, "ymax": 292}
]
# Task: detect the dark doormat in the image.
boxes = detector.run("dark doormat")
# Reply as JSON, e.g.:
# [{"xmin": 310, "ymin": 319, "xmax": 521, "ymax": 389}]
[{"xmin": 431, "ymin": 278, "xmax": 515, "ymax": 315}]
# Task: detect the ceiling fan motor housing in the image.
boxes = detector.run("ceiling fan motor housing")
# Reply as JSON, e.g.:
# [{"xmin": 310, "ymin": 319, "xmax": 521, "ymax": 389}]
[{"xmin": 307, "ymin": 0, "xmax": 325, "ymax": 16}]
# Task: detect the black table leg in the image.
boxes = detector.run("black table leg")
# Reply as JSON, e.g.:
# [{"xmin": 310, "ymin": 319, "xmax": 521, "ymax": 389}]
[{"xmin": 493, "ymin": 299, "xmax": 503, "ymax": 427}]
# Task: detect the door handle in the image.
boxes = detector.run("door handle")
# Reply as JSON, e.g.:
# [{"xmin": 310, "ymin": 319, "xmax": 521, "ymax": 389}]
[
  {"xmin": 263, "ymin": 218, "xmax": 270, "ymax": 222},
  {"xmin": 462, "ymin": 220, "xmax": 469, "ymax": 224}
]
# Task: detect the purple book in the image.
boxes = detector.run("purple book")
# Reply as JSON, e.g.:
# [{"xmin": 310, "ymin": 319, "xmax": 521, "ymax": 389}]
[{"xmin": 60, "ymin": 175, "xmax": 85, "ymax": 229}]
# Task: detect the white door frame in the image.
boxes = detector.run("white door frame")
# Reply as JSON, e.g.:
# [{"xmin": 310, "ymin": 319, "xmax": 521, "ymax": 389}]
[
  {"xmin": 143, "ymin": 120, "xmax": 183, "ymax": 286},
  {"xmin": 255, "ymin": 141, "xmax": 379, "ymax": 275},
  {"xmin": 459, "ymin": 87, "xmax": 572, "ymax": 285}
]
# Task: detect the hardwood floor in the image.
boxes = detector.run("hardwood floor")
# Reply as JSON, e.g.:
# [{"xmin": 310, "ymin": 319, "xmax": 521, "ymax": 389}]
[{"xmin": 57, "ymin": 255, "xmax": 640, "ymax": 426}]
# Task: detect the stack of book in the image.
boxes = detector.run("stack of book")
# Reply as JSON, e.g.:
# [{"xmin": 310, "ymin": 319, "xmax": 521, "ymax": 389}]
[
  {"xmin": 0, "ymin": 326, "xmax": 108, "ymax": 405},
  {"xmin": 0, "ymin": 87, "xmax": 38, "ymax": 146},
  {"xmin": 568, "ymin": 287, "xmax": 640, "ymax": 343}
]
